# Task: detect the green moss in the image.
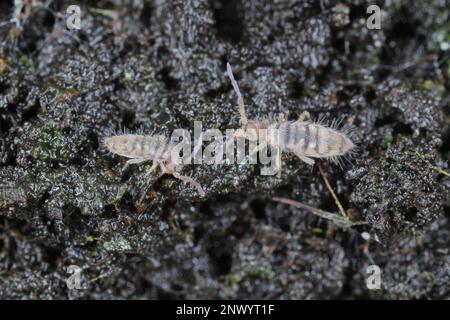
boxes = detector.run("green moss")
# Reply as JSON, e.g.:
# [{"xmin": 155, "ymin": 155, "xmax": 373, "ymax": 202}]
[
  {"xmin": 229, "ymin": 271, "xmax": 245, "ymax": 286},
  {"xmin": 382, "ymin": 135, "xmax": 394, "ymax": 149},
  {"xmin": 380, "ymin": 158, "xmax": 388, "ymax": 169},
  {"xmin": 432, "ymin": 25, "xmax": 450, "ymax": 51},
  {"xmin": 0, "ymin": 184, "xmax": 26, "ymax": 203},
  {"xmin": 228, "ymin": 265, "xmax": 274, "ymax": 286},
  {"xmin": 19, "ymin": 55, "xmax": 29, "ymax": 65},
  {"xmin": 422, "ymin": 80, "xmax": 434, "ymax": 91},
  {"xmin": 124, "ymin": 71, "xmax": 134, "ymax": 82},
  {"xmin": 18, "ymin": 54, "xmax": 36, "ymax": 75},
  {"xmin": 421, "ymin": 80, "xmax": 444, "ymax": 99},
  {"xmin": 247, "ymin": 265, "xmax": 273, "ymax": 280},
  {"xmin": 389, "ymin": 165, "xmax": 400, "ymax": 178}
]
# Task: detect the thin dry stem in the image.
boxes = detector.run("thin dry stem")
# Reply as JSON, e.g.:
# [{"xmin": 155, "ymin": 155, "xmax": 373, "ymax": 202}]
[
  {"xmin": 272, "ymin": 197, "xmax": 367, "ymax": 229},
  {"xmin": 318, "ymin": 161, "xmax": 349, "ymax": 220}
]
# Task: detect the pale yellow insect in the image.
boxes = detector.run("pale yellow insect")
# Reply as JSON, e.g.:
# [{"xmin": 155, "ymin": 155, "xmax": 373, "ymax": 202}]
[
  {"xmin": 226, "ymin": 63, "xmax": 356, "ymax": 175},
  {"xmin": 104, "ymin": 133, "xmax": 205, "ymax": 197}
]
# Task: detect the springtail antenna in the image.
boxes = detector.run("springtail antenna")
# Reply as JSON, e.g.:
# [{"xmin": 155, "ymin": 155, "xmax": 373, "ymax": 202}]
[{"xmin": 227, "ymin": 62, "xmax": 248, "ymax": 125}]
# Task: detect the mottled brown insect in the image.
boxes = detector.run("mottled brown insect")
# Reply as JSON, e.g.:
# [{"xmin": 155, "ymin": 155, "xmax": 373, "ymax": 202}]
[
  {"xmin": 104, "ymin": 133, "xmax": 205, "ymax": 197},
  {"xmin": 226, "ymin": 63, "xmax": 356, "ymax": 174}
]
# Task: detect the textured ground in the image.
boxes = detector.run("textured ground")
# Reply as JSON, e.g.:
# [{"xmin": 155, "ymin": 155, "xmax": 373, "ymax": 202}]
[{"xmin": 0, "ymin": 0, "xmax": 449, "ymax": 299}]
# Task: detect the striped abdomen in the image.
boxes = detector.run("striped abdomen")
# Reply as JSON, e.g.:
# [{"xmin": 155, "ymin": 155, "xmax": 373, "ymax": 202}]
[
  {"xmin": 104, "ymin": 134, "xmax": 171, "ymax": 161},
  {"xmin": 269, "ymin": 122, "xmax": 354, "ymax": 158}
]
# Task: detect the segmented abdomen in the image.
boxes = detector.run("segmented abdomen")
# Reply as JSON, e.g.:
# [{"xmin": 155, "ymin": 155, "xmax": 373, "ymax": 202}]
[
  {"xmin": 271, "ymin": 122, "xmax": 354, "ymax": 158},
  {"xmin": 104, "ymin": 134, "xmax": 171, "ymax": 161}
]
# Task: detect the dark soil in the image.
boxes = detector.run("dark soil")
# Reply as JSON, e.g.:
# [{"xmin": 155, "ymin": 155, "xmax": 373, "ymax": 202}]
[{"xmin": 0, "ymin": 0, "xmax": 449, "ymax": 299}]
